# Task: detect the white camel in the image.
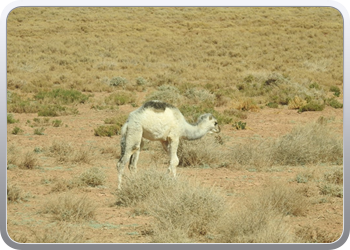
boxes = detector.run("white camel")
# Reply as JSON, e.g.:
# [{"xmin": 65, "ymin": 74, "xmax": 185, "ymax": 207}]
[{"xmin": 116, "ymin": 100, "xmax": 220, "ymax": 189}]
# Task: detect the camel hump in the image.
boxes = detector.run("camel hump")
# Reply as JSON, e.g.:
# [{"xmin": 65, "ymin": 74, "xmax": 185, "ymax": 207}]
[{"xmin": 142, "ymin": 100, "xmax": 175, "ymax": 112}]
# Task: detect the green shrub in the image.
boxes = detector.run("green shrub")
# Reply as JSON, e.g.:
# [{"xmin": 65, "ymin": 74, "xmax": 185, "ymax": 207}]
[
  {"xmin": 94, "ymin": 125, "xmax": 120, "ymax": 137},
  {"xmin": 7, "ymin": 114, "xmax": 18, "ymax": 124},
  {"xmin": 326, "ymin": 98, "xmax": 343, "ymax": 109},
  {"xmin": 267, "ymin": 102, "xmax": 279, "ymax": 108},
  {"xmin": 37, "ymin": 105, "xmax": 67, "ymax": 116},
  {"xmin": 105, "ymin": 91, "xmax": 135, "ymax": 106},
  {"xmin": 233, "ymin": 121, "xmax": 246, "ymax": 130},
  {"xmin": 7, "ymin": 93, "xmax": 40, "ymax": 113},
  {"xmin": 11, "ymin": 126, "xmax": 23, "ymax": 135},
  {"xmin": 309, "ymin": 82, "xmax": 321, "ymax": 90},
  {"xmin": 298, "ymin": 102, "xmax": 325, "ymax": 112},
  {"xmin": 110, "ymin": 76, "xmax": 128, "ymax": 87},
  {"xmin": 34, "ymin": 127, "xmax": 45, "ymax": 135},
  {"xmin": 136, "ymin": 77, "xmax": 147, "ymax": 86},
  {"xmin": 179, "ymin": 105, "xmax": 232, "ymax": 125},
  {"xmin": 330, "ymin": 86, "xmax": 341, "ymax": 97},
  {"xmin": 52, "ymin": 119, "xmax": 63, "ymax": 127},
  {"xmin": 34, "ymin": 89, "xmax": 89, "ymax": 104},
  {"xmin": 146, "ymin": 85, "xmax": 183, "ymax": 106}
]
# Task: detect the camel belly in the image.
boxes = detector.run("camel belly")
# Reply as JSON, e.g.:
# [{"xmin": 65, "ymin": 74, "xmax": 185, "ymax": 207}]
[{"xmin": 142, "ymin": 127, "xmax": 170, "ymax": 141}]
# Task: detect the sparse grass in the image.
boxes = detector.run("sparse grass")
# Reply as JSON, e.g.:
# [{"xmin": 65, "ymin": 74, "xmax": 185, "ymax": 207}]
[
  {"xmin": 296, "ymin": 226, "xmax": 340, "ymax": 243},
  {"xmin": 48, "ymin": 141, "xmax": 72, "ymax": 162},
  {"xmin": 42, "ymin": 193, "xmax": 97, "ymax": 222},
  {"xmin": 318, "ymin": 167, "xmax": 343, "ymax": 198},
  {"xmin": 48, "ymin": 141, "xmax": 96, "ymax": 164},
  {"xmin": 71, "ymin": 145, "xmax": 96, "ymax": 164}
]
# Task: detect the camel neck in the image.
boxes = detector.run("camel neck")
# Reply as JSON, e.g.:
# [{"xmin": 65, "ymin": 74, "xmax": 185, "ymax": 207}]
[{"xmin": 182, "ymin": 121, "xmax": 208, "ymax": 140}]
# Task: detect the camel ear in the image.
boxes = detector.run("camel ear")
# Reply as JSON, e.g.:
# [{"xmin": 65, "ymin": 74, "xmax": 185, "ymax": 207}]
[{"xmin": 209, "ymin": 114, "xmax": 213, "ymax": 120}]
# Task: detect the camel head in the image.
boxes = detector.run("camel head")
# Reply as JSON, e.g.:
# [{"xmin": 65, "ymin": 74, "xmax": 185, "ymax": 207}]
[{"xmin": 197, "ymin": 113, "xmax": 220, "ymax": 134}]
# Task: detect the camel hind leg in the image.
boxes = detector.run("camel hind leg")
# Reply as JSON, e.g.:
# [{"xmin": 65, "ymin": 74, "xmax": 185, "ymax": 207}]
[
  {"xmin": 117, "ymin": 125, "xmax": 143, "ymax": 189},
  {"xmin": 129, "ymin": 139, "xmax": 144, "ymax": 173}
]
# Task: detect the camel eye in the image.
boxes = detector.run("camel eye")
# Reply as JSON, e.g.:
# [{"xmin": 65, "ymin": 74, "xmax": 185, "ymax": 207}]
[{"xmin": 214, "ymin": 122, "xmax": 218, "ymax": 126}]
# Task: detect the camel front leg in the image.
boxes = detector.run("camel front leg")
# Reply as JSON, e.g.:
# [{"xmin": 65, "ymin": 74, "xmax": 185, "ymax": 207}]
[{"xmin": 167, "ymin": 137, "xmax": 179, "ymax": 178}]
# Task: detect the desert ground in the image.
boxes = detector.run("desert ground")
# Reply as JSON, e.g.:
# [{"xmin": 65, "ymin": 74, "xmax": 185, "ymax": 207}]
[{"xmin": 7, "ymin": 7, "xmax": 343, "ymax": 243}]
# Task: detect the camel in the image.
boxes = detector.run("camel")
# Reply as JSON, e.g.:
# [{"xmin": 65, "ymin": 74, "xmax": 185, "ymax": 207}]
[{"xmin": 116, "ymin": 100, "xmax": 220, "ymax": 189}]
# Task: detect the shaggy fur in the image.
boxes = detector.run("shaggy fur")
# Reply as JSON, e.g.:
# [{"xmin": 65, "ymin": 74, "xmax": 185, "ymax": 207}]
[{"xmin": 117, "ymin": 100, "xmax": 220, "ymax": 189}]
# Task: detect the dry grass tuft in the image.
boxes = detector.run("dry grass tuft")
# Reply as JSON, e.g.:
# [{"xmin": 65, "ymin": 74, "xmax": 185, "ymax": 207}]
[
  {"xmin": 116, "ymin": 168, "xmax": 227, "ymax": 242},
  {"xmin": 42, "ymin": 193, "xmax": 97, "ymax": 222},
  {"xmin": 229, "ymin": 121, "xmax": 343, "ymax": 169},
  {"xmin": 148, "ymin": 180, "xmax": 227, "ymax": 241},
  {"xmin": 31, "ymin": 222, "xmax": 85, "ymax": 243},
  {"xmin": 216, "ymin": 181, "xmax": 307, "ymax": 243},
  {"xmin": 48, "ymin": 141, "xmax": 96, "ymax": 164},
  {"xmin": 177, "ymin": 135, "xmax": 228, "ymax": 167},
  {"xmin": 77, "ymin": 167, "xmax": 106, "ymax": 187},
  {"xmin": 7, "ymin": 183, "xmax": 24, "ymax": 203}
]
